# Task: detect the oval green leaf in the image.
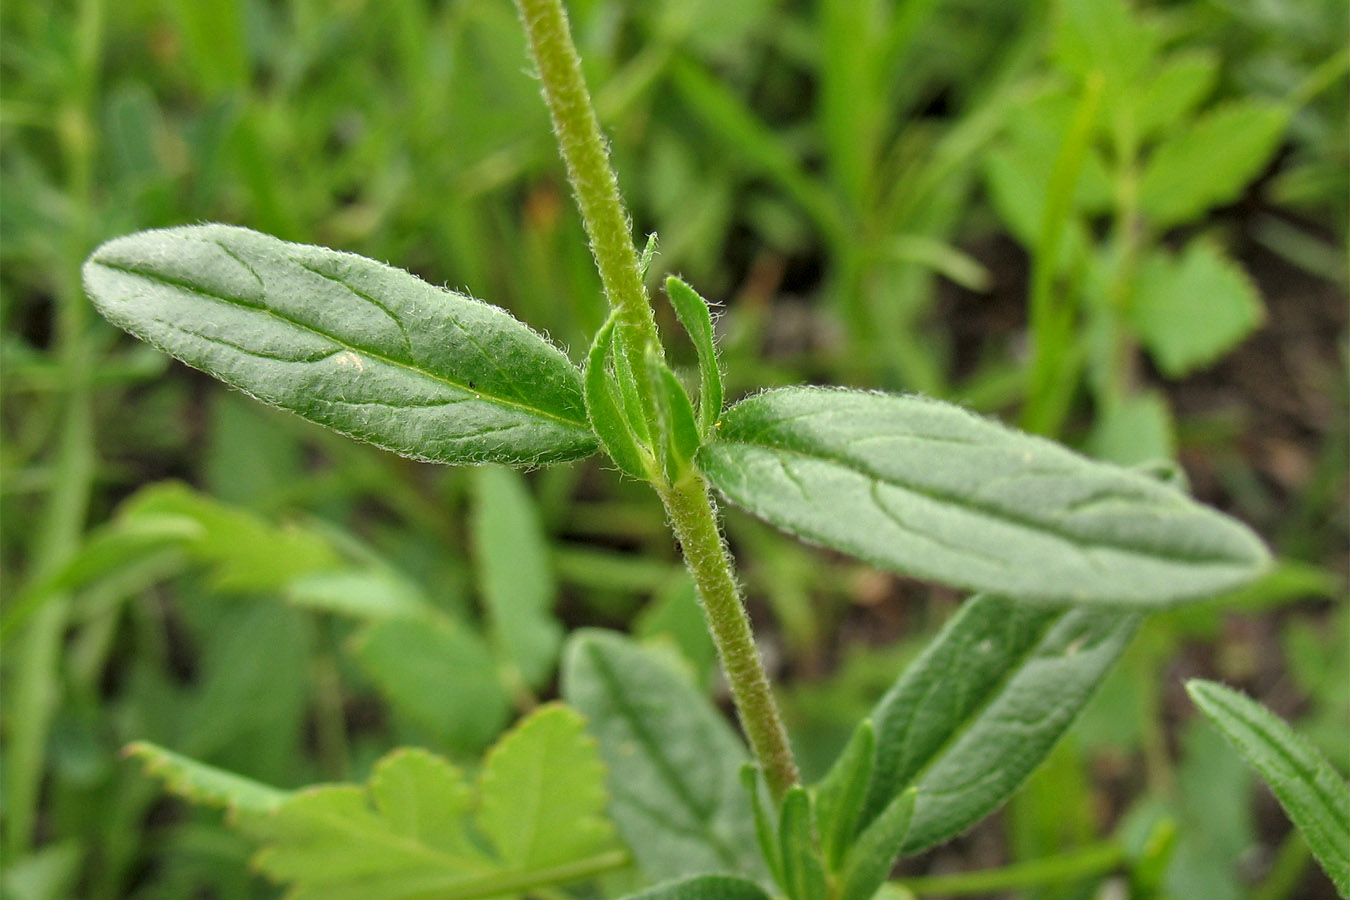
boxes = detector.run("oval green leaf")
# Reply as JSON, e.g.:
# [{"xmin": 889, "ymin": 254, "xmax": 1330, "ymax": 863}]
[
  {"xmin": 698, "ymin": 388, "xmax": 1269, "ymax": 605},
  {"xmin": 83, "ymin": 225, "xmax": 596, "ymax": 466}
]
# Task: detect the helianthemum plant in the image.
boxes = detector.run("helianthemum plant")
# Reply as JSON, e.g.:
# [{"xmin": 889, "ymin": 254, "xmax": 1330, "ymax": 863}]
[{"xmin": 77, "ymin": 1, "xmax": 1346, "ymax": 899}]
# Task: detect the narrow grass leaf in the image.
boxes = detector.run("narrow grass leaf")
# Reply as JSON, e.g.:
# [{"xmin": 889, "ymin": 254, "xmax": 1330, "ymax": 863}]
[
  {"xmin": 562, "ymin": 630, "xmax": 767, "ymax": 883},
  {"xmin": 83, "ymin": 225, "xmax": 596, "ymax": 466},
  {"xmin": 861, "ymin": 595, "xmax": 1139, "ymax": 855},
  {"xmin": 699, "ymin": 388, "xmax": 1269, "ymax": 606},
  {"xmin": 477, "ymin": 704, "xmax": 619, "ymax": 869},
  {"xmin": 1186, "ymin": 680, "xmax": 1350, "ymax": 896}
]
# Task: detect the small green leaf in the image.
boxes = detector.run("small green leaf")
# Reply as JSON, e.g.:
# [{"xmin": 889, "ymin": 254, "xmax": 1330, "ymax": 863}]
[
  {"xmin": 561, "ymin": 630, "xmax": 767, "ymax": 883},
  {"xmin": 698, "ymin": 388, "xmax": 1269, "ymax": 606},
  {"xmin": 814, "ymin": 719, "xmax": 876, "ymax": 872},
  {"xmin": 1129, "ymin": 241, "xmax": 1264, "ymax": 378},
  {"xmin": 640, "ymin": 233, "xmax": 659, "ymax": 280},
  {"xmin": 1186, "ymin": 680, "xmax": 1350, "ymax": 896},
  {"xmin": 83, "ymin": 225, "xmax": 597, "ymax": 466},
  {"xmin": 1134, "ymin": 50, "xmax": 1219, "ymax": 141},
  {"xmin": 653, "ymin": 357, "xmax": 701, "ymax": 477},
  {"xmin": 1139, "ymin": 101, "xmax": 1289, "ymax": 228},
  {"xmin": 477, "ymin": 704, "xmax": 619, "ymax": 869},
  {"xmin": 837, "ymin": 788, "xmax": 916, "ymax": 900},
  {"xmin": 778, "ymin": 787, "xmax": 827, "ymax": 900},
  {"xmin": 665, "ymin": 276, "xmax": 724, "ymax": 434},
  {"xmin": 125, "ymin": 741, "xmax": 289, "ymax": 815},
  {"xmin": 472, "ymin": 466, "xmax": 562, "ymax": 690},
  {"xmin": 585, "ymin": 313, "xmax": 651, "ymax": 479},
  {"xmin": 352, "ymin": 617, "xmax": 511, "ymax": 753},
  {"xmin": 861, "ymin": 595, "xmax": 1139, "ymax": 855},
  {"xmin": 620, "ymin": 875, "xmax": 774, "ymax": 900},
  {"xmin": 120, "ymin": 481, "xmax": 343, "ymax": 592},
  {"xmin": 1086, "ymin": 391, "xmax": 1175, "ymax": 466}
]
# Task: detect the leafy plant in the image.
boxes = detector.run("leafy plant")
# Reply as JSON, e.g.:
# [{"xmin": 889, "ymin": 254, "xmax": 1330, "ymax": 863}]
[{"xmin": 59, "ymin": 0, "xmax": 1325, "ymax": 897}]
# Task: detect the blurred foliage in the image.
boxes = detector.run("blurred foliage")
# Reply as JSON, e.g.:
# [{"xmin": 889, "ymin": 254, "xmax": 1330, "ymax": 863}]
[{"xmin": 1, "ymin": 0, "xmax": 1346, "ymax": 897}]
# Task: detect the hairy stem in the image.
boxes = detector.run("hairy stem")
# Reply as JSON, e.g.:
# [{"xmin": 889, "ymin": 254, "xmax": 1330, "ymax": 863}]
[
  {"xmin": 514, "ymin": 0, "xmax": 800, "ymax": 801},
  {"xmin": 658, "ymin": 474, "xmax": 800, "ymax": 800},
  {"xmin": 514, "ymin": 0, "xmax": 660, "ymax": 395}
]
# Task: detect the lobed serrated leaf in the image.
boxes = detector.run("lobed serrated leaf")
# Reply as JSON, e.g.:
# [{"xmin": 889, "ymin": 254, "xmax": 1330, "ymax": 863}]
[
  {"xmin": 861, "ymin": 595, "xmax": 1139, "ymax": 856},
  {"xmin": 1139, "ymin": 101, "xmax": 1288, "ymax": 228},
  {"xmin": 83, "ymin": 224, "xmax": 597, "ymax": 467},
  {"xmin": 1187, "ymin": 680, "xmax": 1350, "ymax": 896},
  {"xmin": 477, "ymin": 704, "xmax": 618, "ymax": 869},
  {"xmin": 698, "ymin": 388, "xmax": 1269, "ymax": 606},
  {"xmin": 125, "ymin": 741, "xmax": 289, "ymax": 815},
  {"xmin": 247, "ymin": 715, "xmax": 624, "ymax": 900},
  {"xmin": 1129, "ymin": 240, "xmax": 1264, "ymax": 378},
  {"xmin": 561, "ymin": 630, "xmax": 767, "ymax": 883}
]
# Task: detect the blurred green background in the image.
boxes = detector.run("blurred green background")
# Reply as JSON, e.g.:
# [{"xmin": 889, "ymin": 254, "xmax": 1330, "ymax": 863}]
[{"xmin": 1, "ymin": 0, "xmax": 1346, "ymax": 897}]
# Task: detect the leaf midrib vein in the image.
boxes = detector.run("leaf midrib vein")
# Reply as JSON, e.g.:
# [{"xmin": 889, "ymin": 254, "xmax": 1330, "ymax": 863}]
[
  {"xmin": 96, "ymin": 260, "xmax": 589, "ymax": 430},
  {"xmin": 716, "ymin": 439, "xmax": 1246, "ymax": 567}
]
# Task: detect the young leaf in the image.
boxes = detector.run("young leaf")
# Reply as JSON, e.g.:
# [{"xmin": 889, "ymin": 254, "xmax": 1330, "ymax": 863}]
[
  {"xmin": 1186, "ymin": 680, "xmax": 1350, "ymax": 896},
  {"xmin": 698, "ymin": 388, "xmax": 1269, "ymax": 606},
  {"xmin": 83, "ymin": 224, "xmax": 597, "ymax": 467},
  {"xmin": 1139, "ymin": 101, "xmax": 1289, "ymax": 229},
  {"xmin": 472, "ymin": 466, "xmax": 562, "ymax": 690},
  {"xmin": 476, "ymin": 704, "xmax": 619, "ymax": 869},
  {"xmin": 741, "ymin": 765, "xmax": 784, "ymax": 885},
  {"xmin": 125, "ymin": 741, "xmax": 289, "ymax": 815},
  {"xmin": 860, "ymin": 595, "xmax": 1139, "ymax": 855},
  {"xmin": 1129, "ymin": 240, "xmax": 1264, "ymax": 378},
  {"xmin": 778, "ymin": 787, "xmax": 827, "ymax": 900},
  {"xmin": 814, "ymin": 719, "xmax": 876, "ymax": 872},
  {"xmin": 561, "ymin": 630, "xmax": 768, "ymax": 883},
  {"xmin": 585, "ymin": 313, "xmax": 651, "ymax": 479},
  {"xmin": 620, "ymin": 875, "xmax": 774, "ymax": 900},
  {"xmin": 837, "ymin": 788, "xmax": 917, "ymax": 900},
  {"xmin": 665, "ymin": 276, "xmax": 724, "ymax": 434},
  {"xmin": 654, "ymin": 359, "xmax": 702, "ymax": 477}
]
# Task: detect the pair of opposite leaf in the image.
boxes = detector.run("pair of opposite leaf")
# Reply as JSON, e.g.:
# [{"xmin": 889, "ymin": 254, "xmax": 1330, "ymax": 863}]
[{"xmin": 84, "ymin": 224, "xmax": 1269, "ymax": 610}]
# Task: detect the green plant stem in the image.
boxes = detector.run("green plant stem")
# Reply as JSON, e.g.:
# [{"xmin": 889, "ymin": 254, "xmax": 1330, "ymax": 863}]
[
  {"xmin": 657, "ymin": 474, "xmax": 800, "ymax": 801},
  {"xmin": 514, "ymin": 0, "xmax": 661, "ymax": 396},
  {"xmin": 1021, "ymin": 70, "xmax": 1102, "ymax": 437},
  {"xmin": 514, "ymin": 0, "xmax": 801, "ymax": 802},
  {"xmin": 893, "ymin": 841, "xmax": 1125, "ymax": 896}
]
